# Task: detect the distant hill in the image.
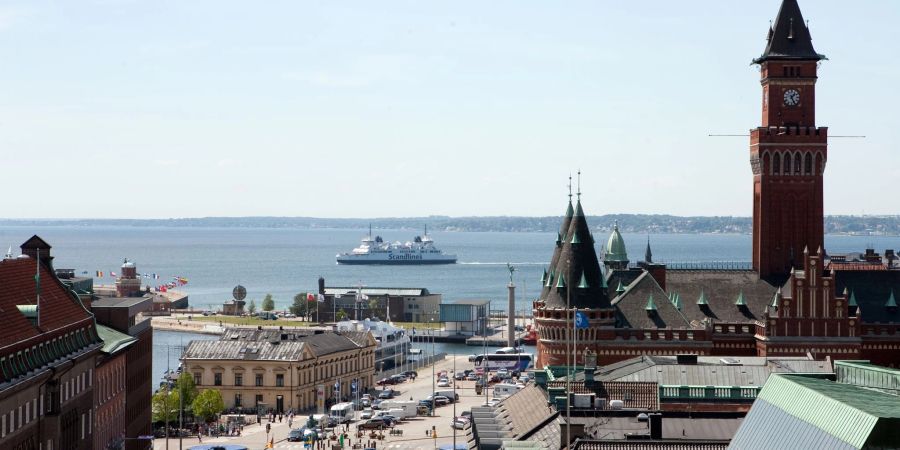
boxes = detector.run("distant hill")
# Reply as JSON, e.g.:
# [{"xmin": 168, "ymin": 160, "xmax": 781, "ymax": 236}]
[{"xmin": 2, "ymin": 215, "xmax": 899, "ymax": 235}]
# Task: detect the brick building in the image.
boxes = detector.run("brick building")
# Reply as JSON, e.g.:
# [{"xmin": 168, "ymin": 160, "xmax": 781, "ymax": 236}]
[{"xmin": 534, "ymin": 0, "xmax": 900, "ymax": 369}]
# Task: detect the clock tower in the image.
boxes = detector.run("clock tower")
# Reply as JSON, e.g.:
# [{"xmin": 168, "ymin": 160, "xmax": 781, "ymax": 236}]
[{"xmin": 751, "ymin": 0, "xmax": 828, "ymax": 280}]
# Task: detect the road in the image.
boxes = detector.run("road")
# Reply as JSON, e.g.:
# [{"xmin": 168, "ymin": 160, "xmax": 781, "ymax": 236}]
[{"xmin": 153, "ymin": 354, "xmax": 489, "ymax": 450}]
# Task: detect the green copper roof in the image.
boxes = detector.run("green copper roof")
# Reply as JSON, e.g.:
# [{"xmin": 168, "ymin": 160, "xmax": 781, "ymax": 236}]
[
  {"xmin": 672, "ymin": 293, "xmax": 682, "ymax": 311},
  {"xmin": 616, "ymin": 281, "xmax": 626, "ymax": 293},
  {"xmin": 545, "ymin": 270, "xmax": 554, "ymax": 287},
  {"xmin": 556, "ymin": 273, "xmax": 566, "ymax": 289},
  {"xmin": 15, "ymin": 304, "xmax": 37, "ymax": 318},
  {"xmin": 556, "ymin": 232, "xmax": 562, "ymax": 245},
  {"xmin": 771, "ymin": 289, "xmax": 781, "ymax": 308},
  {"xmin": 735, "ymin": 290, "xmax": 747, "ymax": 306},
  {"xmin": 757, "ymin": 374, "xmax": 900, "ymax": 449},
  {"xmin": 887, "ymin": 290, "xmax": 897, "ymax": 308},
  {"xmin": 697, "ymin": 290, "xmax": 709, "ymax": 306},
  {"xmin": 577, "ymin": 272, "xmax": 589, "ymax": 289},
  {"xmin": 96, "ymin": 324, "xmax": 137, "ymax": 355},
  {"xmin": 565, "ymin": 201, "xmax": 574, "ymax": 219},
  {"xmin": 645, "ymin": 294, "xmax": 657, "ymax": 311},
  {"xmin": 848, "ymin": 290, "xmax": 858, "ymax": 307},
  {"xmin": 605, "ymin": 222, "xmax": 628, "ymax": 262}
]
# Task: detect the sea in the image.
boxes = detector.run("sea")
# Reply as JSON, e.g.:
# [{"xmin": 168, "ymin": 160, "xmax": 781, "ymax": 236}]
[{"xmin": 0, "ymin": 225, "xmax": 897, "ymax": 387}]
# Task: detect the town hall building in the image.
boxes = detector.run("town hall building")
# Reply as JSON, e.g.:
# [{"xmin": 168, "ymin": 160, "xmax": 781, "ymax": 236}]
[{"xmin": 533, "ymin": 0, "xmax": 900, "ymax": 369}]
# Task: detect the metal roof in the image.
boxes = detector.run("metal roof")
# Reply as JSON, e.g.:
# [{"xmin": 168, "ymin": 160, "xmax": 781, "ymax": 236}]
[
  {"xmin": 732, "ymin": 373, "xmax": 900, "ymax": 449},
  {"xmin": 182, "ymin": 339, "xmax": 308, "ymax": 361},
  {"xmin": 96, "ymin": 324, "xmax": 137, "ymax": 354},
  {"xmin": 325, "ymin": 287, "xmax": 430, "ymax": 297}
]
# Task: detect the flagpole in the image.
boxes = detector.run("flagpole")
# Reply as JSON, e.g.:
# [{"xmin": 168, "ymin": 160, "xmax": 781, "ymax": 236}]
[
  {"xmin": 35, "ymin": 248, "xmax": 40, "ymax": 329},
  {"xmin": 565, "ymin": 278, "xmax": 571, "ymax": 448}
]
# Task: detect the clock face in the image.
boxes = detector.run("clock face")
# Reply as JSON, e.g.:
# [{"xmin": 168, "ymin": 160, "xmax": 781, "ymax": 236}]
[{"xmin": 784, "ymin": 89, "xmax": 800, "ymax": 106}]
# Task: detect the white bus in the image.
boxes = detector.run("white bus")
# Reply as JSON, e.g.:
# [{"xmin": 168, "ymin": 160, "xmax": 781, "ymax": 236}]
[
  {"xmin": 473, "ymin": 353, "xmax": 533, "ymax": 372},
  {"xmin": 329, "ymin": 402, "xmax": 354, "ymax": 424}
]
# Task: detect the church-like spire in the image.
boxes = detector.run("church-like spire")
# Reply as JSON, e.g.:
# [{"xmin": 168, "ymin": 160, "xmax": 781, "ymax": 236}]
[
  {"xmin": 540, "ymin": 176, "xmax": 577, "ymax": 300},
  {"xmin": 644, "ymin": 236, "xmax": 653, "ymax": 263},
  {"xmin": 753, "ymin": 0, "xmax": 826, "ymax": 64}
]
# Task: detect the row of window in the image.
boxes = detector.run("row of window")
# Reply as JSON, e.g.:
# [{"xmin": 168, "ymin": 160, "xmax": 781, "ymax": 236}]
[
  {"xmin": 0, "ymin": 327, "xmax": 94, "ymax": 383},
  {"xmin": 766, "ymin": 151, "xmax": 820, "ymax": 176}
]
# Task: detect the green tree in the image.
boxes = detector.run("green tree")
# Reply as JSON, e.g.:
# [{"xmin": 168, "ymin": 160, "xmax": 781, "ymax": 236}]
[
  {"xmin": 247, "ymin": 299, "xmax": 257, "ymax": 315},
  {"xmin": 175, "ymin": 372, "xmax": 198, "ymax": 415},
  {"xmin": 368, "ymin": 298, "xmax": 380, "ymax": 319},
  {"xmin": 262, "ymin": 294, "xmax": 275, "ymax": 312},
  {"xmin": 290, "ymin": 293, "xmax": 307, "ymax": 317},
  {"xmin": 192, "ymin": 389, "xmax": 225, "ymax": 424},
  {"xmin": 336, "ymin": 308, "xmax": 347, "ymax": 321},
  {"xmin": 151, "ymin": 386, "xmax": 180, "ymax": 424}
]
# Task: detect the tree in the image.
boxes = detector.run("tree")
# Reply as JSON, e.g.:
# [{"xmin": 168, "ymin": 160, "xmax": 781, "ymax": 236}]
[
  {"xmin": 262, "ymin": 294, "xmax": 275, "ymax": 312},
  {"xmin": 368, "ymin": 298, "xmax": 381, "ymax": 320},
  {"xmin": 152, "ymin": 386, "xmax": 180, "ymax": 424},
  {"xmin": 192, "ymin": 389, "xmax": 225, "ymax": 424},
  {"xmin": 290, "ymin": 293, "xmax": 307, "ymax": 317},
  {"xmin": 247, "ymin": 299, "xmax": 257, "ymax": 315},
  {"xmin": 175, "ymin": 371, "xmax": 198, "ymax": 416},
  {"xmin": 336, "ymin": 308, "xmax": 347, "ymax": 321}
]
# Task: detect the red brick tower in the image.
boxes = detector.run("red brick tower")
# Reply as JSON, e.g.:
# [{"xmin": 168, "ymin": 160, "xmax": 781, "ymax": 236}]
[{"xmin": 750, "ymin": 0, "xmax": 828, "ymax": 280}]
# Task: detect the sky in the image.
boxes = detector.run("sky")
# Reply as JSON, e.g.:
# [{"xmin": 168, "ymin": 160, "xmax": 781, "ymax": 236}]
[{"xmin": 0, "ymin": 0, "xmax": 898, "ymax": 219}]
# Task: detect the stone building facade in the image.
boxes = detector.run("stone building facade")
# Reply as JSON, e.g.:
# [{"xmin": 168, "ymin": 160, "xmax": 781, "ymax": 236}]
[{"xmin": 182, "ymin": 328, "xmax": 376, "ymax": 414}]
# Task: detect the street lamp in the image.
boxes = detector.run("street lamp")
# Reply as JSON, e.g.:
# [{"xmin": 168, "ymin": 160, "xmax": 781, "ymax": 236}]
[{"xmin": 430, "ymin": 318, "xmax": 435, "ymax": 417}]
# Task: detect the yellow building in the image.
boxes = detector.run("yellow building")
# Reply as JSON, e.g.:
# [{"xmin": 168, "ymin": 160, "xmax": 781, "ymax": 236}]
[{"xmin": 181, "ymin": 329, "xmax": 375, "ymax": 414}]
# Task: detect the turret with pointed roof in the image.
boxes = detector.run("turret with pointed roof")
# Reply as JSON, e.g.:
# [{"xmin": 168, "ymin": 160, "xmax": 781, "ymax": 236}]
[
  {"xmin": 540, "ymin": 178, "xmax": 576, "ymax": 299},
  {"xmin": 604, "ymin": 221, "xmax": 629, "ymax": 271},
  {"xmin": 540, "ymin": 191, "xmax": 611, "ymax": 310},
  {"xmin": 753, "ymin": 0, "xmax": 826, "ymax": 64},
  {"xmin": 644, "ymin": 237, "xmax": 653, "ymax": 264}
]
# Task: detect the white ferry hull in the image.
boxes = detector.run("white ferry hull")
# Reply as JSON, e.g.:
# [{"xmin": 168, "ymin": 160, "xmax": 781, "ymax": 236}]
[{"xmin": 336, "ymin": 254, "xmax": 457, "ymax": 265}]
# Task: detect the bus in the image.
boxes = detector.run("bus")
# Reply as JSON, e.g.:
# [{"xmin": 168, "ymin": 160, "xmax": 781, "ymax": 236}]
[
  {"xmin": 472, "ymin": 353, "xmax": 533, "ymax": 372},
  {"xmin": 329, "ymin": 402, "xmax": 355, "ymax": 424}
]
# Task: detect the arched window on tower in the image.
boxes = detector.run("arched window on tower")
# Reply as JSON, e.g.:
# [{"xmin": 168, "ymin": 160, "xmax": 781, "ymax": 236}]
[
  {"xmin": 804, "ymin": 153, "xmax": 813, "ymax": 175},
  {"xmin": 782, "ymin": 153, "xmax": 791, "ymax": 175},
  {"xmin": 773, "ymin": 153, "xmax": 781, "ymax": 175},
  {"xmin": 816, "ymin": 153, "xmax": 824, "ymax": 175},
  {"xmin": 794, "ymin": 151, "xmax": 802, "ymax": 174}
]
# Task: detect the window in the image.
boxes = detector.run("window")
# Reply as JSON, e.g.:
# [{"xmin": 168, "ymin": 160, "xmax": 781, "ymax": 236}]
[
  {"xmin": 234, "ymin": 374, "xmax": 243, "ymax": 386},
  {"xmin": 214, "ymin": 373, "xmax": 222, "ymax": 386},
  {"xmin": 804, "ymin": 153, "xmax": 813, "ymax": 175},
  {"xmin": 276, "ymin": 374, "xmax": 284, "ymax": 387},
  {"xmin": 255, "ymin": 394, "xmax": 263, "ymax": 406},
  {"xmin": 235, "ymin": 394, "xmax": 242, "ymax": 407},
  {"xmin": 255, "ymin": 374, "xmax": 263, "ymax": 387},
  {"xmin": 783, "ymin": 153, "xmax": 791, "ymax": 175},
  {"xmin": 194, "ymin": 373, "xmax": 201, "ymax": 385}
]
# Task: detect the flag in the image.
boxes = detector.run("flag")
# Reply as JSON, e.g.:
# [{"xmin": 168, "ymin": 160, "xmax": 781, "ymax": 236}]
[
  {"xmin": 575, "ymin": 311, "xmax": 589, "ymax": 329},
  {"xmin": 307, "ymin": 293, "xmax": 315, "ymax": 302},
  {"xmin": 361, "ymin": 294, "xmax": 369, "ymax": 300},
  {"xmin": 110, "ymin": 271, "xmax": 116, "ymax": 277},
  {"xmin": 317, "ymin": 294, "xmax": 325, "ymax": 302}
]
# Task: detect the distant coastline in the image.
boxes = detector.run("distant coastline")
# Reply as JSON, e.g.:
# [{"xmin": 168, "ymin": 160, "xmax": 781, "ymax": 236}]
[{"xmin": 1, "ymin": 215, "xmax": 899, "ymax": 236}]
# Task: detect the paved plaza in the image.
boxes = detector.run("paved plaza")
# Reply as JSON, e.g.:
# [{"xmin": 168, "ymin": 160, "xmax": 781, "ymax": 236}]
[{"xmin": 153, "ymin": 354, "xmax": 487, "ymax": 450}]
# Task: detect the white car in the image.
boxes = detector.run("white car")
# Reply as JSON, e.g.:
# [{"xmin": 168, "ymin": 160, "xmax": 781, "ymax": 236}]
[
  {"xmin": 360, "ymin": 409, "xmax": 374, "ymax": 420},
  {"xmin": 452, "ymin": 417, "xmax": 471, "ymax": 430},
  {"xmin": 437, "ymin": 379, "xmax": 451, "ymax": 388}
]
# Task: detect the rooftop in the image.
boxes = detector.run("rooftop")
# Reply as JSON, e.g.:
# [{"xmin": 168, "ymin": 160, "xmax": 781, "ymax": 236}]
[{"xmin": 325, "ymin": 287, "xmax": 431, "ymax": 297}]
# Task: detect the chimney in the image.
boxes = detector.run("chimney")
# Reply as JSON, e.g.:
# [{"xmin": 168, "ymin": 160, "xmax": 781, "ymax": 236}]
[
  {"xmin": 649, "ymin": 413, "xmax": 662, "ymax": 440},
  {"xmin": 647, "ymin": 264, "xmax": 667, "ymax": 291},
  {"xmin": 584, "ymin": 367, "xmax": 595, "ymax": 388},
  {"xmin": 886, "ymin": 249, "xmax": 895, "ymax": 268},
  {"xmin": 318, "ymin": 277, "xmax": 326, "ymax": 295},
  {"xmin": 20, "ymin": 235, "xmax": 53, "ymax": 270}
]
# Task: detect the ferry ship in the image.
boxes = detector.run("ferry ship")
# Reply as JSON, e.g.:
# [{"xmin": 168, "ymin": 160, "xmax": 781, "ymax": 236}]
[
  {"xmin": 335, "ymin": 318, "xmax": 411, "ymax": 371},
  {"xmin": 336, "ymin": 226, "xmax": 457, "ymax": 265}
]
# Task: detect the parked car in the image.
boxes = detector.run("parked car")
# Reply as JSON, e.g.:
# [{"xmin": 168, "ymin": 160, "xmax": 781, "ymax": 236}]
[
  {"xmin": 460, "ymin": 410, "xmax": 472, "ymax": 419},
  {"xmin": 433, "ymin": 396, "xmax": 451, "ymax": 406},
  {"xmin": 371, "ymin": 399, "xmax": 384, "ymax": 409},
  {"xmin": 358, "ymin": 418, "xmax": 387, "ymax": 430},
  {"xmin": 287, "ymin": 428, "xmax": 305, "ymax": 442},
  {"xmin": 452, "ymin": 416, "xmax": 471, "ymax": 430},
  {"xmin": 402, "ymin": 370, "xmax": 418, "ymax": 378},
  {"xmin": 361, "ymin": 398, "xmax": 371, "ymax": 407},
  {"xmin": 380, "ymin": 414, "xmax": 399, "ymax": 426},
  {"xmin": 378, "ymin": 390, "xmax": 394, "ymax": 399},
  {"xmin": 389, "ymin": 374, "xmax": 408, "ymax": 383},
  {"xmin": 360, "ymin": 409, "xmax": 374, "ymax": 420},
  {"xmin": 377, "ymin": 378, "xmax": 392, "ymax": 386},
  {"xmin": 454, "ymin": 372, "xmax": 465, "ymax": 381},
  {"xmin": 437, "ymin": 378, "xmax": 451, "ymax": 388},
  {"xmin": 465, "ymin": 373, "xmax": 478, "ymax": 381}
]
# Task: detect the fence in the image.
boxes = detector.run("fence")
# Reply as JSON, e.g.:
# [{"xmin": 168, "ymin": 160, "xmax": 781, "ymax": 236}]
[{"xmin": 378, "ymin": 353, "xmax": 447, "ymax": 378}]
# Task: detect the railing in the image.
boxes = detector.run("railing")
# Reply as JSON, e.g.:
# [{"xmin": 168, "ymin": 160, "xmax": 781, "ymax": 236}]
[
  {"xmin": 378, "ymin": 353, "xmax": 447, "ymax": 378},
  {"xmin": 659, "ymin": 385, "xmax": 761, "ymax": 401}
]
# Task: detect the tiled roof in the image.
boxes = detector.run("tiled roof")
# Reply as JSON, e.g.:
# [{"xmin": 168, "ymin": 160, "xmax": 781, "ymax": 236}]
[
  {"xmin": 579, "ymin": 416, "xmax": 742, "ymax": 442},
  {"xmin": 753, "ymin": 0, "xmax": 826, "ymax": 64},
  {"xmin": 663, "ymin": 271, "xmax": 776, "ymax": 324},
  {"xmin": 612, "ymin": 272, "xmax": 690, "ymax": 329},
  {"xmin": 833, "ymin": 270, "xmax": 900, "ymax": 324},
  {"xmin": 473, "ymin": 384, "xmax": 555, "ymax": 448},
  {"xmin": 325, "ymin": 287, "xmax": 429, "ymax": 297},
  {"xmin": 539, "ymin": 200, "xmax": 574, "ymax": 302},
  {"xmin": 0, "ymin": 257, "xmax": 94, "ymax": 349}
]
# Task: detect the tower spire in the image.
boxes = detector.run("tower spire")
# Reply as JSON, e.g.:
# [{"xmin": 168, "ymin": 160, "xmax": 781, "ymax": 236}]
[
  {"xmin": 576, "ymin": 170, "xmax": 582, "ymax": 201},
  {"xmin": 568, "ymin": 173, "xmax": 573, "ymax": 202}
]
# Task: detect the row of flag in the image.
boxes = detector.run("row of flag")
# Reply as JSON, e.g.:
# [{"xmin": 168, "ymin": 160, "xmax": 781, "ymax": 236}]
[
  {"xmin": 305, "ymin": 293, "xmax": 326, "ymax": 302},
  {"xmin": 91, "ymin": 270, "xmax": 168, "ymax": 280}
]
